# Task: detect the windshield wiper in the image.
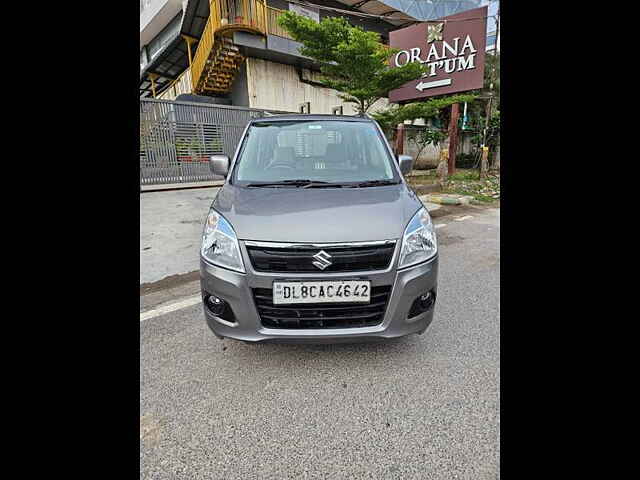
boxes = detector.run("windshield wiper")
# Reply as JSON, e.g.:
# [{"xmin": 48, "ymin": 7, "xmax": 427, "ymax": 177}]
[
  {"xmin": 302, "ymin": 181, "xmax": 345, "ymax": 188},
  {"xmin": 245, "ymin": 179, "xmax": 344, "ymax": 188},
  {"xmin": 349, "ymin": 179, "xmax": 399, "ymax": 188},
  {"xmin": 245, "ymin": 179, "xmax": 314, "ymax": 187}
]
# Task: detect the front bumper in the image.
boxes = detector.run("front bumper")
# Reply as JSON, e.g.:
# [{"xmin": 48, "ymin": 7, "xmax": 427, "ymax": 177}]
[{"xmin": 200, "ymin": 245, "xmax": 438, "ymax": 344}]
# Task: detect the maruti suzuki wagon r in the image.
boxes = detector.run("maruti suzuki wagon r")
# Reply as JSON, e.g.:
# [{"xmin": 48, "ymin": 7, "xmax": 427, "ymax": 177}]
[{"xmin": 200, "ymin": 114, "xmax": 438, "ymax": 343}]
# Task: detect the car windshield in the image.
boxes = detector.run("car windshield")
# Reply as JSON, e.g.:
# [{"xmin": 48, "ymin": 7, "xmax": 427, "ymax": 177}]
[{"xmin": 231, "ymin": 120, "xmax": 400, "ymax": 187}]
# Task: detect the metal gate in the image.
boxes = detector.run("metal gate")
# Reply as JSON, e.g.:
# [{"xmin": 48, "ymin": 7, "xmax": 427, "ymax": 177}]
[{"xmin": 140, "ymin": 98, "xmax": 291, "ymax": 185}]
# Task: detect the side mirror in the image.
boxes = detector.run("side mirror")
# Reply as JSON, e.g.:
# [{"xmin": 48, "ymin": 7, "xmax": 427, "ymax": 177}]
[
  {"xmin": 398, "ymin": 155, "xmax": 414, "ymax": 175},
  {"xmin": 209, "ymin": 155, "xmax": 230, "ymax": 177}
]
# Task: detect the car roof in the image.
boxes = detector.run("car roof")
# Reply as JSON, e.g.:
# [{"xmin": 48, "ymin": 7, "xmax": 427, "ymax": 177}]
[{"xmin": 249, "ymin": 114, "xmax": 374, "ymax": 124}]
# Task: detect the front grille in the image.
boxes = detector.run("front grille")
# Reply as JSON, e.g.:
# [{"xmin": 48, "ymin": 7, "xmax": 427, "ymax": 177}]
[
  {"xmin": 253, "ymin": 286, "xmax": 392, "ymax": 329},
  {"xmin": 246, "ymin": 242, "xmax": 396, "ymax": 273}
]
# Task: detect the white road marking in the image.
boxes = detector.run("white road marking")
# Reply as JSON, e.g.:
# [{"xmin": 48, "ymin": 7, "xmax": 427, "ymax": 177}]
[
  {"xmin": 455, "ymin": 215, "xmax": 474, "ymax": 221},
  {"xmin": 140, "ymin": 294, "xmax": 201, "ymax": 322},
  {"xmin": 435, "ymin": 223, "xmax": 447, "ymax": 229}
]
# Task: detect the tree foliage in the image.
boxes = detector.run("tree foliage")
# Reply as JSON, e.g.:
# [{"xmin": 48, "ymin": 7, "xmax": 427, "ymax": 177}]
[
  {"xmin": 278, "ymin": 12, "xmax": 426, "ymax": 115},
  {"xmin": 464, "ymin": 52, "xmax": 500, "ymax": 166},
  {"xmin": 469, "ymin": 110, "xmax": 500, "ymax": 151},
  {"xmin": 465, "ymin": 52, "xmax": 500, "ymax": 127},
  {"xmin": 485, "ymin": 52, "xmax": 500, "ymax": 103},
  {"xmin": 371, "ymin": 94, "xmax": 477, "ymax": 133}
]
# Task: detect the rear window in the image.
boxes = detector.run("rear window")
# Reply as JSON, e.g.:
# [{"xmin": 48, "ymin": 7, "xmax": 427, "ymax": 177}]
[{"xmin": 232, "ymin": 120, "xmax": 399, "ymax": 185}]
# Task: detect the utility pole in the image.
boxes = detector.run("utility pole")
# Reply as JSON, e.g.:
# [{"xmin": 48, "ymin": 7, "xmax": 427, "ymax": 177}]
[{"xmin": 495, "ymin": 3, "xmax": 500, "ymax": 56}]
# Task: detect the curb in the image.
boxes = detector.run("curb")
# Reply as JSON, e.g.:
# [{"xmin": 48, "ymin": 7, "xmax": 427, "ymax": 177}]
[
  {"xmin": 422, "ymin": 194, "xmax": 474, "ymax": 206},
  {"xmin": 410, "ymin": 184, "xmax": 441, "ymax": 194},
  {"xmin": 141, "ymin": 180, "xmax": 224, "ymax": 192},
  {"xmin": 417, "ymin": 197, "xmax": 442, "ymax": 211},
  {"xmin": 406, "ymin": 169, "xmax": 437, "ymax": 177}
]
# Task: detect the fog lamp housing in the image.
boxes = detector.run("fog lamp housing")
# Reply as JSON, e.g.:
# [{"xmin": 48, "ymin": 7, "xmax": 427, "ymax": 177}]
[
  {"xmin": 203, "ymin": 293, "xmax": 235, "ymax": 322},
  {"xmin": 408, "ymin": 290, "xmax": 436, "ymax": 319}
]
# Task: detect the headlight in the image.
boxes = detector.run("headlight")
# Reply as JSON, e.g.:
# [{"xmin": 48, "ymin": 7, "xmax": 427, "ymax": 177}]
[
  {"xmin": 399, "ymin": 207, "xmax": 437, "ymax": 268},
  {"xmin": 201, "ymin": 210, "xmax": 245, "ymax": 273}
]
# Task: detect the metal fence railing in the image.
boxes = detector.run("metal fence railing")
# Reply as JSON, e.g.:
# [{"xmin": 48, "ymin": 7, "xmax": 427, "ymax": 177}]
[
  {"xmin": 266, "ymin": 6, "xmax": 293, "ymax": 40},
  {"xmin": 140, "ymin": 98, "xmax": 292, "ymax": 186}
]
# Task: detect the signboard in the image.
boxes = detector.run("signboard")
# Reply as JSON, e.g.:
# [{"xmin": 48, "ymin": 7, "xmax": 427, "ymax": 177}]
[
  {"xmin": 388, "ymin": 6, "xmax": 487, "ymax": 103},
  {"xmin": 289, "ymin": 2, "xmax": 320, "ymax": 23}
]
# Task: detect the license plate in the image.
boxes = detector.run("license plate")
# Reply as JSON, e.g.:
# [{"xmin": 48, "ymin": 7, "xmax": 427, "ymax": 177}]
[{"xmin": 273, "ymin": 280, "xmax": 371, "ymax": 305}]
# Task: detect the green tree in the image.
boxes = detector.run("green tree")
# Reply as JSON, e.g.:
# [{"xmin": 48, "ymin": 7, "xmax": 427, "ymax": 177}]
[
  {"xmin": 371, "ymin": 93, "xmax": 476, "ymax": 133},
  {"xmin": 485, "ymin": 52, "xmax": 500, "ymax": 108},
  {"xmin": 470, "ymin": 110, "xmax": 500, "ymax": 152},
  {"xmin": 465, "ymin": 52, "xmax": 500, "ymax": 134},
  {"xmin": 278, "ymin": 12, "xmax": 426, "ymax": 115}
]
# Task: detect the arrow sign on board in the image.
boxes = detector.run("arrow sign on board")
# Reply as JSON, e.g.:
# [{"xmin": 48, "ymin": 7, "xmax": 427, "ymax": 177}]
[{"xmin": 416, "ymin": 78, "xmax": 453, "ymax": 91}]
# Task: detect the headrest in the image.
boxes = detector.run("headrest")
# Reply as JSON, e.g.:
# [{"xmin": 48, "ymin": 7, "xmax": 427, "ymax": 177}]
[
  {"xmin": 324, "ymin": 143, "xmax": 345, "ymax": 163},
  {"xmin": 271, "ymin": 146, "xmax": 295, "ymax": 165}
]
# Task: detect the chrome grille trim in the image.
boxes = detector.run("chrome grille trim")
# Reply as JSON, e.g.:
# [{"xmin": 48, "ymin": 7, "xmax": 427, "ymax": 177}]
[{"xmin": 243, "ymin": 239, "xmax": 397, "ymax": 249}]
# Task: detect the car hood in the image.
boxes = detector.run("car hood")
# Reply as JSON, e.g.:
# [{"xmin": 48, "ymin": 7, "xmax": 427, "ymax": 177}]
[{"xmin": 212, "ymin": 183, "xmax": 423, "ymax": 243}]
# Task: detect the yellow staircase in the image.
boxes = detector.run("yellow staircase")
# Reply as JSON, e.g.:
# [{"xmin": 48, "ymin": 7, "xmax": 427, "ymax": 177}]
[
  {"xmin": 197, "ymin": 36, "xmax": 245, "ymax": 95},
  {"xmin": 190, "ymin": 0, "xmax": 268, "ymax": 97},
  {"xmin": 153, "ymin": 1, "xmax": 294, "ymax": 99}
]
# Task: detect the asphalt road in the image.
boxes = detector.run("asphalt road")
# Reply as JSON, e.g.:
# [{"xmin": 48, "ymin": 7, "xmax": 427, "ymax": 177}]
[
  {"xmin": 140, "ymin": 207, "xmax": 500, "ymax": 479},
  {"xmin": 140, "ymin": 188, "xmax": 219, "ymax": 285}
]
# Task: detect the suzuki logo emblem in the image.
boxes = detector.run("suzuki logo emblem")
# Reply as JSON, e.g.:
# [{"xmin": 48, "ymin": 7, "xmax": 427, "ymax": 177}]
[{"xmin": 312, "ymin": 250, "xmax": 332, "ymax": 270}]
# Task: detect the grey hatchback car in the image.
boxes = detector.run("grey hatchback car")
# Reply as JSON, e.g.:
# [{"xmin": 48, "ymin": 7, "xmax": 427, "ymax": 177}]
[{"xmin": 200, "ymin": 114, "xmax": 438, "ymax": 343}]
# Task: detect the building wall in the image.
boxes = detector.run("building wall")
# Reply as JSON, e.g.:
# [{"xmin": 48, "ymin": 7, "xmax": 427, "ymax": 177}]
[
  {"xmin": 403, "ymin": 139, "xmax": 441, "ymax": 168},
  {"xmin": 403, "ymin": 130, "xmax": 475, "ymax": 169},
  {"xmin": 230, "ymin": 62, "xmax": 250, "ymax": 107},
  {"xmin": 143, "ymin": 13, "xmax": 182, "ymax": 69},
  {"xmin": 140, "ymin": 0, "xmax": 183, "ymax": 49},
  {"xmin": 245, "ymin": 57, "xmax": 389, "ymax": 115}
]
